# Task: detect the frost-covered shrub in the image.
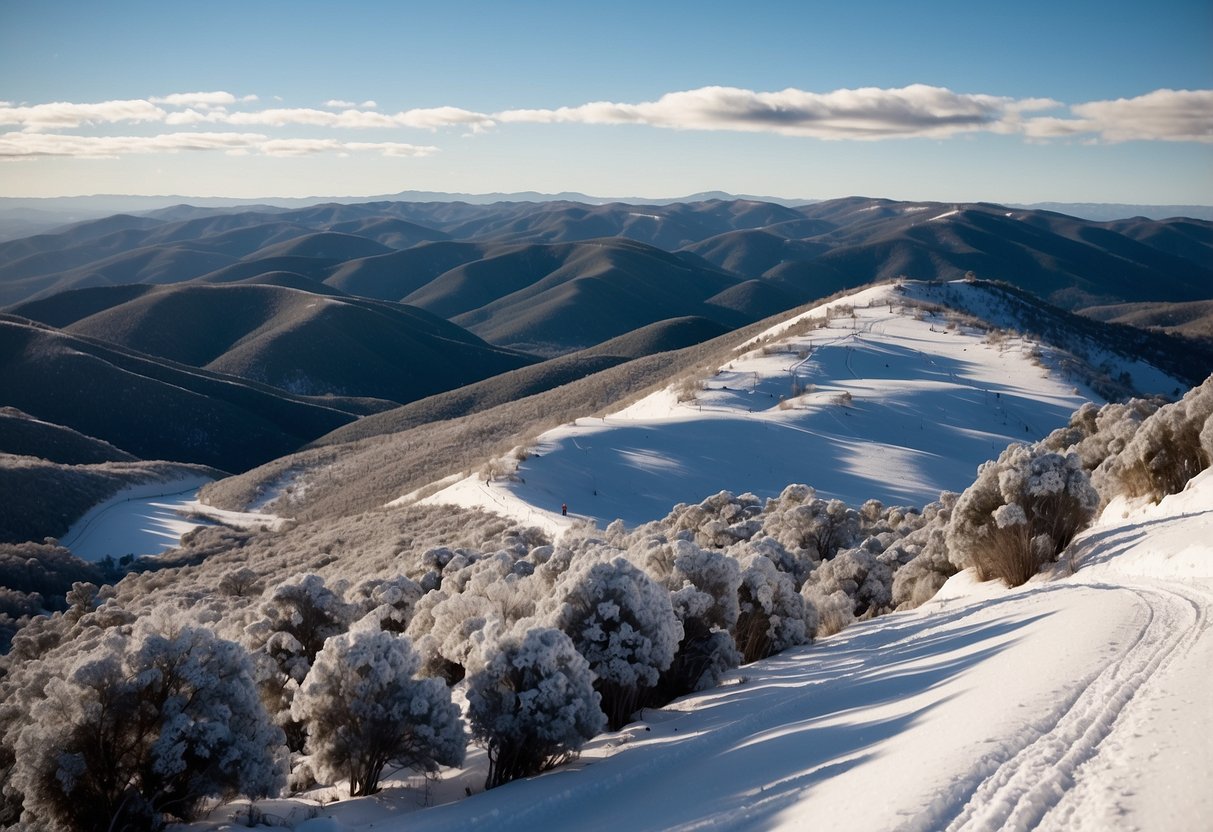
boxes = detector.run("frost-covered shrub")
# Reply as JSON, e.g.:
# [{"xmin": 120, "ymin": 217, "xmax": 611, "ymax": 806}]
[
  {"xmin": 661, "ymin": 491, "xmax": 763, "ymax": 548},
  {"xmin": 0, "ymin": 543, "xmax": 102, "ymax": 616},
  {"xmin": 802, "ymin": 545, "xmax": 894, "ymax": 623},
  {"xmin": 1095, "ymin": 376, "xmax": 1213, "ymax": 502},
  {"xmin": 648, "ymin": 542, "xmax": 743, "ymax": 704},
  {"xmin": 947, "ymin": 445, "xmax": 1099, "ymax": 586},
  {"xmin": 760, "ymin": 487, "xmax": 861, "ymax": 567},
  {"xmin": 734, "ymin": 554, "xmax": 812, "ymax": 663},
  {"xmin": 547, "ymin": 556, "xmax": 682, "ymax": 730},
  {"xmin": 10, "ymin": 619, "xmax": 284, "ymax": 831},
  {"xmin": 405, "ymin": 554, "xmax": 536, "ymax": 683},
  {"xmin": 218, "ymin": 566, "xmax": 264, "ymax": 598},
  {"xmin": 804, "ymin": 589, "xmax": 855, "ymax": 638},
  {"xmin": 348, "ymin": 575, "xmax": 424, "ymax": 633},
  {"xmin": 244, "ymin": 574, "xmax": 352, "ymax": 751},
  {"xmin": 409, "ymin": 591, "xmax": 497, "ymax": 684},
  {"xmin": 1042, "ymin": 399, "xmax": 1159, "ymax": 472},
  {"xmin": 889, "ymin": 493, "xmax": 959, "ymax": 609},
  {"xmin": 292, "ymin": 629, "xmax": 464, "ymax": 796},
  {"xmin": 467, "ymin": 626, "xmax": 604, "ymax": 789}
]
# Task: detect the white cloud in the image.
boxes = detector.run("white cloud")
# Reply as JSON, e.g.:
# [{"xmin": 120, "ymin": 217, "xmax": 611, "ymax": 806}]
[
  {"xmin": 151, "ymin": 91, "xmax": 238, "ymax": 109},
  {"xmin": 360, "ymin": 100, "xmax": 377, "ymax": 109},
  {"xmin": 0, "ymin": 99, "xmax": 166, "ymax": 131},
  {"xmin": 1022, "ymin": 89, "xmax": 1213, "ymax": 143},
  {"xmin": 324, "ymin": 99, "xmax": 358, "ymax": 108},
  {"xmin": 496, "ymin": 84, "xmax": 1056, "ymax": 140},
  {"xmin": 0, "ymin": 131, "xmax": 439, "ymax": 159},
  {"xmin": 0, "ymin": 131, "xmax": 267, "ymax": 158},
  {"xmin": 225, "ymin": 107, "xmax": 402, "ymax": 128},
  {"xmin": 344, "ymin": 141, "xmax": 439, "ymax": 157},
  {"xmin": 395, "ymin": 106, "xmax": 495, "ymax": 131},
  {"xmin": 162, "ymin": 103, "xmax": 493, "ymax": 131}
]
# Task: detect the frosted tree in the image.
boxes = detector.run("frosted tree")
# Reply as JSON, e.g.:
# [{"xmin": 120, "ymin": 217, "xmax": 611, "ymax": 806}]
[
  {"xmin": 244, "ymin": 574, "xmax": 351, "ymax": 751},
  {"xmin": 734, "ymin": 553, "xmax": 813, "ymax": 663},
  {"xmin": 467, "ymin": 625, "xmax": 604, "ymax": 789},
  {"xmin": 547, "ymin": 555, "xmax": 682, "ymax": 730},
  {"xmin": 292, "ymin": 629, "xmax": 465, "ymax": 796},
  {"xmin": 10, "ymin": 618, "xmax": 284, "ymax": 832},
  {"xmin": 947, "ymin": 444, "xmax": 1099, "ymax": 586}
]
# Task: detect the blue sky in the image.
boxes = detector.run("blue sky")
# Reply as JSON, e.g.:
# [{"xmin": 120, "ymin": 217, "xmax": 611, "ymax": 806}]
[{"xmin": 1, "ymin": 0, "xmax": 1210, "ymax": 203}]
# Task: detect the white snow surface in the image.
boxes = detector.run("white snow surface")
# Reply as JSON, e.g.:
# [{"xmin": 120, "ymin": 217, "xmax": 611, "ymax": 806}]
[
  {"xmin": 419, "ymin": 282, "xmax": 1092, "ymax": 535},
  {"xmin": 191, "ymin": 468, "xmax": 1213, "ymax": 832},
  {"xmin": 61, "ymin": 475, "xmax": 286, "ymax": 562}
]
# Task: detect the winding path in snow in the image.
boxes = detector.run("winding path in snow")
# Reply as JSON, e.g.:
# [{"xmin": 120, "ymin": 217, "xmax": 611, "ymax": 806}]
[{"xmin": 938, "ymin": 580, "xmax": 1210, "ymax": 832}]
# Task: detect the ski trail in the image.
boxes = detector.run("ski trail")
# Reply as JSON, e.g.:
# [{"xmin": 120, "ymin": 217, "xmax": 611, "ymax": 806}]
[{"xmin": 930, "ymin": 581, "xmax": 1204, "ymax": 832}]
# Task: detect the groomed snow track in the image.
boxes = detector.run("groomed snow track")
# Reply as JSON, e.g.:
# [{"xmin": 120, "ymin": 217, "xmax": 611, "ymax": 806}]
[{"xmin": 931, "ymin": 580, "xmax": 1210, "ymax": 832}]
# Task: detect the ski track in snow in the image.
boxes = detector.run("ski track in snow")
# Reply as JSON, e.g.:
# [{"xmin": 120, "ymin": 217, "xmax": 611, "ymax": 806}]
[{"xmin": 932, "ymin": 580, "xmax": 1209, "ymax": 832}]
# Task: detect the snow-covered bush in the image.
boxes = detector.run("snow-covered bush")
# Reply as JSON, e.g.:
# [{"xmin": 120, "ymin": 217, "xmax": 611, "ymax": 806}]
[
  {"xmin": 734, "ymin": 554, "xmax": 813, "ymax": 663},
  {"xmin": 801, "ymin": 545, "xmax": 894, "ymax": 628},
  {"xmin": 889, "ymin": 493, "xmax": 959, "ymax": 609},
  {"xmin": 547, "ymin": 556, "xmax": 682, "ymax": 730},
  {"xmin": 1095, "ymin": 375, "xmax": 1213, "ymax": 502},
  {"xmin": 405, "ymin": 553, "xmax": 536, "ymax": 683},
  {"xmin": 348, "ymin": 574, "xmax": 424, "ymax": 633},
  {"xmin": 760, "ymin": 487, "xmax": 861, "ymax": 570},
  {"xmin": 947, "ymin": 444, "xmax": 1099, "ymax": 586},
  {"xmin": 218, "ymin": 566, "xmax": 264, "ymax": 598},
  {"xmin": 804, "ymin": 589, "xmax": 856, "ymax": 638},
  {"xmin": 467, "ymin": 626, "xmax": 604, "ymax": 789},
  {"xmin": 10, "ymin": 619, "xmax": 284, "ymax": 831},
  {"xmin": 244, "ymin": 574, "xmax": 352, "ymax": 751},
  {"xmin": 1041, "ymin": 399, "xmax": 1159, "ymax": 472},
  {"xmin": 650, "ymin": 542, "xmax": 742, "ymax": 702},
  {"xmin": 292, "ymin": 629, "xmax": 464, "ymax": 796},
  {"xmin": 661, "ymin": 491, "xmax": 764, "ymax": 548}
]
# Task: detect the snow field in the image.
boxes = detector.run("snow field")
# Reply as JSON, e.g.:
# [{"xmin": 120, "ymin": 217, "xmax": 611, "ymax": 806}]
[
  {"xmin": 419, "ymin": 282, "xmax": 1090, "ymax": 534},
  {"xmin": 60, "ymin": 475, "xmax": 287, "ymax": 562}
]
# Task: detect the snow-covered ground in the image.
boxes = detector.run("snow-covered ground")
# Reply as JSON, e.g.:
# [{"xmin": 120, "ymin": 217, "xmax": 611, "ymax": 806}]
[
  {"xmin": 61, "ymin": 475, "xmax": 286, "ymax": 562},
  {"xmin": 419, "ymin": 282, "xmax": 1093, "ymax": 536},
  {"xmin": 192, "ymin": 466, "xmax": 1213, "ymax": 832}
]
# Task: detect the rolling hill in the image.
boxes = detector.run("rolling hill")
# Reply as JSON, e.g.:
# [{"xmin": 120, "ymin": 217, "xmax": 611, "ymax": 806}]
[
  {"xmin": 0, "ymin": 315, "xmax": 364, "ymax": 471},
  {"xmin": 9, "ymin": 283, "xmax": 537, "ymax": 404}
]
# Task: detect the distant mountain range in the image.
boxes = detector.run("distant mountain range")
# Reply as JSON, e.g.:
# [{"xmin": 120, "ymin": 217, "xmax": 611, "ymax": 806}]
[
  {"xmin": 2, "ymin": 194, "xmax": 1210, "ymax": 476},
  {"xmin": 2, "ymin": 191, "xmax": 1210, "ymax": 241}
]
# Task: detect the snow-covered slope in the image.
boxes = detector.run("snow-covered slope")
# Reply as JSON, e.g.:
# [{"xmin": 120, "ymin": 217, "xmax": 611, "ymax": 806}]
[
  {"xmin": 417, "ymin": 282, "xmax": 1103, "ymax": 535},
  {"xmin": 195, "ymin": 459, "xmax": 1212, "ymax": 832},
  {"xmin": 61, "ymin": 475, "xmax": 286, "ymax": 561}
]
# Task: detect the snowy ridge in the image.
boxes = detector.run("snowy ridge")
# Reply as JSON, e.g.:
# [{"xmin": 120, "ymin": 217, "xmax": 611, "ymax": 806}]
[{"xmin": 417, "ymin": 281, "xmax": 1101, "ymax": 534}]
